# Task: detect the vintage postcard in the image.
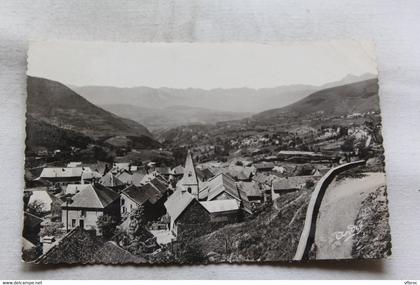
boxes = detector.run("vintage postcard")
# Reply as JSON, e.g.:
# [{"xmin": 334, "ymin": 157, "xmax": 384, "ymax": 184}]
[{"xmin": 23, "ymin": 41, "xmax": 391, "ymax": 264}]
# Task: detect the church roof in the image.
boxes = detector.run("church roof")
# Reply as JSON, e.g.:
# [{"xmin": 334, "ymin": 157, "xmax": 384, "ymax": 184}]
[{"xmin": 180, "ymin": 150, "xmax": 199, "ymax": 186}]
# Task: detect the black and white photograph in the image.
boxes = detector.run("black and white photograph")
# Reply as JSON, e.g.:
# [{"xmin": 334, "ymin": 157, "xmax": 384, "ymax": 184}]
[{"xmin": 22, "ymin": 41, "xmax": 391, "ymax": 264}]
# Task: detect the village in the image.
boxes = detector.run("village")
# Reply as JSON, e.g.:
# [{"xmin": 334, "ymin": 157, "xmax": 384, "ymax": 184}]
[{"xmin": 21, "ymin": 109, "xmax": 385, "ymax": 263}]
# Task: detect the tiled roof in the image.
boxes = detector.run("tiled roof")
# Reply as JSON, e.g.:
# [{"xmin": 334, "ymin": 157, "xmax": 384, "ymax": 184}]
[
  {"xmin": 93, "ymin": 241, "xmax": 146, "ymax": 264},
  {"xmin": 63, "ymin": 184, "xmax": 118, "ymax": 209},
  {"xmin": 25, "ymin": 189, "xmax": 61, "ymax": 212},
  {"xmin": 272, "ymin": 176, "xmax": 312, "ymax": 191},
  {"xmin": 252, "ymin": 173, "xmax": 274, "ymax": 185},
  {"xmin": 36, "ymin": 228, "xmax": 103, "ymax": 264},
  {"xmin": 64, "ymin": 184, "xmax": 90, "ymax": 195},
  {"xmin": 237, "ymin": 181, "xmax": 263, "ymax": 198},
  {"xmin": 40, "ymin": 167, "xmax": 90, "ymax": 178},
  {"xmin": 225, "ymin": 166, "xmax": 253, "ymax": 181},
  {"xmin": 122, "ymin": 181, "xmax": 163, "ymax": 206},
  {"xmin": 201, "ymin": 173, "xmax": 240, "ymax": 201},
  {"xmin": 200, "ymin": 199, "xmax": 239, "ymax": 213},
  {"xmin": 99, "ymin": 172, "xmax": 125, "ymax": 187},
  {"xmin": 164, "ymin": 191, "xmax": 196, "ymax": 226},
  {"xmin": 149, "ymin": 178, "xmax": 169, "ymax": 195},
  {"xmin": 253, "ymin": 162, "xmax": 275, "ymax": 170}
]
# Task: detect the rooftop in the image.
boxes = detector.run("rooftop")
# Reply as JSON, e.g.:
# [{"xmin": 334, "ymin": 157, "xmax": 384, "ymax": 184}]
[{"xmin": 200, "ymin": 199, "xmax": 240, "ymax": 213}]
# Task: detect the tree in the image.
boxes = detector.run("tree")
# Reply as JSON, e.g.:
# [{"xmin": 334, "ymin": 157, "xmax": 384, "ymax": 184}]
[
  {"xmin": 27, "ymin": 200, "xmax": 45, "ymax": 217},
  {"xmin": 341, "ymin": 137, "xmax": 355, "ymax": 153},
  {"xmin": 305, "ymin": 179, "xmax": 315, "ymax": 189},
  {"xmin": 96, "ymin": 214, "xmax": 118, "ymax": 239},
  {"xmin": 40, "ymin": 221, "xmax": 64, "ymax": 237},
  {"xmin": 23, "ymin": 192, "xmax": 32, "ymax": 211}
]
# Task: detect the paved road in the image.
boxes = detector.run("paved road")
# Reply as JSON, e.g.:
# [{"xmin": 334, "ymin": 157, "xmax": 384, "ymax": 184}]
[{"xmin": 314, "ymin": 172, "xmax": 386, "ymax": 259}]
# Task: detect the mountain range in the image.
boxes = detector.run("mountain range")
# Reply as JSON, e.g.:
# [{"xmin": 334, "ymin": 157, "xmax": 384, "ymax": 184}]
[
  {"xmin": 254, "ymin": 78, "xmax": 379, "ymax": 120},
  {"xmin": 70, "ymin": 73, "xmax": 375, "ymax": 114},
  {"xmin": 101, "ymin": 104, "xmax": 252, "ymax": 131},
  {"xmin": 26, "ymin": 76, "xmax": 159, "ymax": 150},
  {"xmin": 70, "ymin": 73, "xmax": 376, "ymax": 130},
  {"xmin": 26, "ymin": 74, "xmax": 379, "ymax": 151}
]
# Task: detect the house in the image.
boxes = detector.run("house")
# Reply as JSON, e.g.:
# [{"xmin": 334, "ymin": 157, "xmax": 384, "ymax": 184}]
[
  {"xmin": 252, "ymin": 172, "xmax": 275, "ymax": 194},
  {"xmin": 120, "ymin": 181, "xmax": 167, "ymax": 221},
  {"xmin": 67, "ymin": 162, "xmax": 82, "ymax": 168},
  {"xmin": 93, "ymin": 241, "xmax": 146, "ymax": 264},
  {"xmin": 81, "ymin": 169, "xmax": 102, "ymax": 183},
  {"xmin": 120, "ymin": 177, "xmax": 169, "ymax": 219},
  {"xmin": 253, "ymin": 162, "xmax": 275, "ymax": 172},
  {"xmin": 38, "ymin": 167, "xmax": 90, "ymax": 186},
  {"xmin": 198, "ymin": 173, "xmax": 241, "ymax": 202},
  {"xmin": 237, "ymin": 181, "xmax": 263, "ymax": 202},
  {"xmin": 118, "ymin": 170, "xmax": 147, "ymax": 186},
  {"xmin": 64, "ymin": 184, "xmax": 91, "ymax": 196},
  {"xmin": 112, "ymin": 162, "xmax": 130, "ymax": 173},
  {"xmin": 99, "ymin": 171, "xmax": 126, "ymax": 191},
  {"xmin": 196, "ymin": 168, "xmax": 215, "ymax": 181},
  {"xmin": 271, "ymin": 176, "xmax": 312, "ymax": 200},
  {"xmin": 153, "ymin": 167, "xmax": 172, "ymax": 179},
  {"xmin": 36, "ymin": 227, "xmax": 103, "ymax": 264},
  {"xmin": 224, "ymin": 166, "xmax": 253, "ymax": 181},
  {"xmin": 171, "ymin": 165, "xmax": 184, "ymax": 177},
  {"xmin": 25, "ymin": 189, "xmax": 62, "ymax": 220},
  {"xmin": 164, "ymin": 191, "xmax": 210, "ymax": 237},
  {"xmin": 61, "ymin": 183, "xmax": 120, "ymax": 235},
  {"xmin": 200, "ymin": 199, "xmax": 240, "ymax": 223}
]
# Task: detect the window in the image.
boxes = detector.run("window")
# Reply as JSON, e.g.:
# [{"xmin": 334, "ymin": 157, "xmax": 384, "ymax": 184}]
[
  {"xmin": 187, "ymin": 187, "xmax": 192, "ymax": 193},
  {"xmin": 188, "ymin": 171, "xmax": 192, "ymax": 177},
  {"xmin": 121, "ymin": 198, "xmax": 125, "ymax": 205},
  {"xmin": 81, "ymin": 210, "xmax": 86, "ymax": 217},
  {"xmin": 71, "ymin": 219, "xmax": 76, "ymax": 227}
]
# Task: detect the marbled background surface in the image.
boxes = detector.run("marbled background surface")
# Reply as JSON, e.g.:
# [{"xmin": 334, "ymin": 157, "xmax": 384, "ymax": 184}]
[{"xmin": 0, "ymin": 0, "xmax": 419, "ymax": 279}]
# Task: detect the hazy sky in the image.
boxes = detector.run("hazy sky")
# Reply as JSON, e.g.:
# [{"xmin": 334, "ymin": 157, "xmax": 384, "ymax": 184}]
[{"xmin": 27, "ymin": 41, "xmax": 377, "ymax": 89}]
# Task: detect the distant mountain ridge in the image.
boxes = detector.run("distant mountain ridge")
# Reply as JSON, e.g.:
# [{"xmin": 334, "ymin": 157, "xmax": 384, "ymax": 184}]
[
  {"xmin": 254, "ymin": 78, "xmax": 379, "ymax": 120},
  {"xmin": 26, "ymin": 77, "xmax": 161, "ymax": 151},
  {"xmin": 101, "ymin": 104, "xmax": 252, "ymax": 131},
  {"xmin": 27, "ymin": 76, "xmax": 152, "ymax": 139},
  {"xmin": 70, "ymin": 73, "xmax": 376, "ymax": 114}
]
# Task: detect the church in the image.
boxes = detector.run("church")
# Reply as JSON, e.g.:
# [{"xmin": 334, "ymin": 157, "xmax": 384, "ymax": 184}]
[
  {"xmin": 175, "ymin": 150, "xmax": 200, "ymax": 198},
  {"xmin": 165, "ymin": 150, "xmax": 245, "ymax": 238}
]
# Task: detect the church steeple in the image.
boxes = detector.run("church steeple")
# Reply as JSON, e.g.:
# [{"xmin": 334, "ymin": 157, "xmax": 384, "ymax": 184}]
[{"xmin": 180, "ymin": 150, "xmax": 199, "ymax": 198}]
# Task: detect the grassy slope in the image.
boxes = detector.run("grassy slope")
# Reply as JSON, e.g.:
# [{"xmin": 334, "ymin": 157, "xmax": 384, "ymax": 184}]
[
  {"xmin": 255, "ymin": 79, "xmax": 379, "ymax": 120},
  {"xmin": 351, "ymin": 185, "xmax": 392, "ymax": 259},
  {"xmin": 189, "ymin": 189, "xmax": 313, "ymax": 263},
  {"xmin": 27, "ymin": 76, "xmax": 152, "ymax": 139}
]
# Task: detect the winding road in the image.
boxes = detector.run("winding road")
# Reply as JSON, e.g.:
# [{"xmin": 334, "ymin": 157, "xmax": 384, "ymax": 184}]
[{"xmin": 314, "ymin": 172, "xmax": 386, "ymax": 259}]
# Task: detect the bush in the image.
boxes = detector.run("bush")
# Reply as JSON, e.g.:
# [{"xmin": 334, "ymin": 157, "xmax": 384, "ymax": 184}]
[
  {"xmin": 27, "ymin": 200, "xmax": 45, "ymax": 217},
  {"xmin": 40, "ymin": 221, "xmax": 64, "ymax": 237},
  {"xmin": 97, "ymin": 214, "xmax": 118, "ymax": 239}
]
